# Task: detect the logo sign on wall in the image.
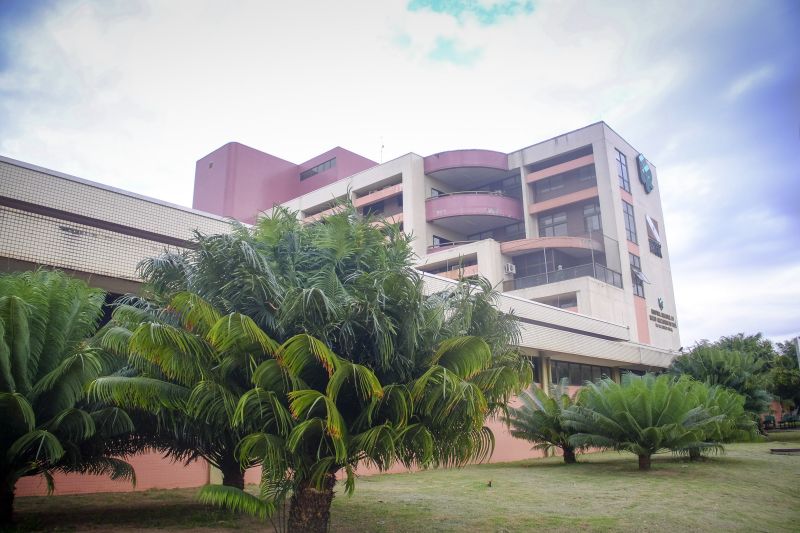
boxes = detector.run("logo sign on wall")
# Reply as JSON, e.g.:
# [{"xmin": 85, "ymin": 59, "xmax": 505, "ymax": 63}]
[{"xmin": 637, "ymin": 154, "xmax": 654, "ymax": 194}]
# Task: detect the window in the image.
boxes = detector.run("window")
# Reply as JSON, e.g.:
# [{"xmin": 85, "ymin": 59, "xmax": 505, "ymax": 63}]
[
  {"xmin": 477, "ymin": 175, "xmax": 522, "ymax": 198},
  {"xmin": 430, "ymin": 188, "xmax": 445, "ymax": 198},
  {"xmin": 622, "ymin": 200, "xmax": 637, "ymax": 243},
  {"xmin": 534, "ymin": 175, "xmax": 565, "ymax": 195},
  {"xmin": 363, "ymin": 201, "xmax": 384, "ymax": 216},
  {"xmin": 432, "ymin": 235, "xmax": 452, "ymax": 247},
  {"xmin": 583, "ymin": 202, "xmax": 602, "ymax": 233},
  {"xmin": 300, "ymin": 158, "xmax": 337, "ymax": 180},
  {"xmin": 550, "ymin": 361, "xmax": 612, "ymax": 385},
  {"xmin": 504, "ymin": 222, "xmax": 526, "ymax": 240},
  {"xmin": 616, "ymin": 149, "xmax": 630, "ymax": 192},
  {"xmin": 577, "ymin": 165, "xmax": 595, "ymax": 181},
  {"xmin": 629, "ymin": 253, "xmax": 645, "ymax": 298},
  {"xmin": 539, "ymin": 211, "xmax": 568, "ymax": 237},
  {"xmin": 467, "ymin": 230, "xmax": 495, "ymax": 241},
  {"xmin": 646, "ymin": 215, "xmax": 662, "ymax": 257}
]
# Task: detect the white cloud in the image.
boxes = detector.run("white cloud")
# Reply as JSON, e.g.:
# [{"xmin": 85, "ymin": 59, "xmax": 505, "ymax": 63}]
[
  {"xmin": 0, "ymin": 0, "xmax": 796, "ymax": 346},
  {"xmin": 724, "ymin": 64, "xmax": 776, "ymax": 102}
]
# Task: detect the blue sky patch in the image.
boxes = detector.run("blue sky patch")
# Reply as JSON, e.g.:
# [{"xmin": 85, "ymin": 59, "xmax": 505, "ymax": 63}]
[
  {"xmin": 408, "ymin": 0, "xmax": 534, "ymax": 25},
  {"xmin": 427, "ymin": 36, "xmax": 483, "ymax": 66}
]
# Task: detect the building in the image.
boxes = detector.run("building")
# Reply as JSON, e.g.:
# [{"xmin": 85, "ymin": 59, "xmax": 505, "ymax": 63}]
[
  {"xmin": 0, "ymin": 122, "xmax": 679, "ymax": 495},
  {"xmin": 194, "ymin": 122, "xmax": 680, "ymax": 358}
]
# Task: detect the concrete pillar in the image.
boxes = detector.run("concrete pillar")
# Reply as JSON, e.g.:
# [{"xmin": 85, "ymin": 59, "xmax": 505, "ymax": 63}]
[{"xmin": 539, "ymin": 354, "xmax": 551, "ymax": 394}]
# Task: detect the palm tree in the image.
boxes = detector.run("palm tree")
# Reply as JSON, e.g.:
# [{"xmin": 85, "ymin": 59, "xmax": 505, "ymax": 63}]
[
  {"xmin": 0, "ymin": 271, "xmax": 134, "ymax": 526},
  {"xmin": 562, "ymin": 373, "xmax": 720, "ymax": 470},
  {"xmin": 91, "ymin": 291, "xmax": 289, "ymax": 489},
  {"xmin": 669, "ymin": 346, "xmax": 772, "ymax": 415},
  {"xmin": 134, "ymin": 205, "xmax": 531, "ymax": 532},
  {"xmin": 503, "ymin": 378, "xmax": 582, "ymax": 463}
]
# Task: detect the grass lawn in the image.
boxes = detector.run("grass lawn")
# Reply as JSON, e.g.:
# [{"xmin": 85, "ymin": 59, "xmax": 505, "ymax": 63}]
[{"xmin": 11, "ymin": 433, "xmax": 800, "ymax": 532}]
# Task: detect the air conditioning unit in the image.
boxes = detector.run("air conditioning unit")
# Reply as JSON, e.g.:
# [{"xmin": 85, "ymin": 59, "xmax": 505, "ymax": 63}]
[{"xmin": 504, "ymin": 263, "xmax": 517, "ymax": 275}]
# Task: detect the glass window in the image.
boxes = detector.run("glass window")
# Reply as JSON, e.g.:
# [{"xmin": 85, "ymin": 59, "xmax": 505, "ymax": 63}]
[
  {"xmin": 622, "ymin": 201, "xmax": 638, "ymax": 243},
  {"xmin": 580, "ymin": 365, "xmax": 592, "ymax": 384},
  {"xmin": 630, "ymin": 253, "xmax": 645, "ymax": 298},
  {"xmin": 551, "ymin": 361, "xmax": 611, "ymax": 385},
  {"xmin": 646, "ymin": 215, "xmax": 662, "ymax": 257},
  {"xmin": 535, "ymin": 175, "xmax": 565, "ymax": 195},
  {"xmin": 430, "ymin": 188, "xmax": 445, "ymax": 198},
  {"xmin": 300, "ymin": 157, "xmax": 337, "ymax": 180},
  {"xmin": 583, "ymin": 202, "xmax": 602, "ymax": 233},
  {"xmin": 569, "ymin": 363, "xmax": 580, "ymax": 385},
  {"xmin": 616, "ymin": 149, "xmax": 630, "ymax": 192},
  {"xmin": 363, "ymin": 201, "xmax": 384, "ymax": 216},
  {"xmin": 432, "ymin": 235, "xmax": 452, "ymax": 247},
  {"xmin": 539, "ymin": 212, "xmax": 568, "ymax": 237}
]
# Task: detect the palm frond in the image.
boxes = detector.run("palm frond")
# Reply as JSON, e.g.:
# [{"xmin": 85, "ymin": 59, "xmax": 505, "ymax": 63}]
[{"xmin": 197, "ymin": 484, "xmax": 274, "ymax": 519}]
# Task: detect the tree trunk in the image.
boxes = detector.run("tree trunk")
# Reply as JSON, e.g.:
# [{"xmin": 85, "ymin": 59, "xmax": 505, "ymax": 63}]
[
  {"xmin": 563, "ymin": 446, "xmax": 577, "ymax": 464},
  {"xmin": 0, "ymin": 476, "xmax": 16, "ymax": 527},
  {"xmin": 638, "ymin": 454, "xmax": 652, "ymax": 471},
  {"xmin": 688, "ymin": 447, "xmax": 702, "ymax": 461},
  {"xmin": 287, "ymin": 474, "xmax": 336, "ymax": 533},
  {"xmin": 218, "ymin": 456, "xmax": 245, "ymax": 490}
]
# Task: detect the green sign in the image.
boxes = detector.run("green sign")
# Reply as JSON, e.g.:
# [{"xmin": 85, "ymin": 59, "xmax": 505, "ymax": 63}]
[{"xmin": 637, "ymin": 154, "xmax": 654, "ymax": 194}]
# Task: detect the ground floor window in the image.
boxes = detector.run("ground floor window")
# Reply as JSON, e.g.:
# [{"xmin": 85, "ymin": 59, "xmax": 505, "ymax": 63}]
[{"xmin": 550, "ymin": 360, "xmax": 612, "ymax": 385}]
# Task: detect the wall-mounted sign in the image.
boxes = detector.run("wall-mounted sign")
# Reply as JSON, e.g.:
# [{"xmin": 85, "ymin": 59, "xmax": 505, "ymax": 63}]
[
  {"xmin": 637, "ymin": 154, "xmax": 654, "ymax": 194},
  {"xmin": 649, "ymin": 308, "xmax": 677, "ymax": 332}
]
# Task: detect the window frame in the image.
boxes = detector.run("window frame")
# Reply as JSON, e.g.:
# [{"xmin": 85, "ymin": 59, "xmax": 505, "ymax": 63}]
[
  {"xmin": 616, "ymin": 149, "xmax": 630, "ymax": 192},
  {"xmin": 538, "ymin": 211, "xmax": 568, "ymax": 237},
  {"xmin": 583, "ymin": 202, "xmax": 602, "ymax": 233},
  {"xmin": 629, "ymin": 253, "xmax": 645, "ymax": 298},
  {"xmin": 622, "ymin": 200, "xmax": 638, "ymax": 244}
]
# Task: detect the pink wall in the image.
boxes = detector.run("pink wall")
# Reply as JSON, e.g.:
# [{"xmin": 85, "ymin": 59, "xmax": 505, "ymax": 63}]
[
  {"xmin": 296, "ymin": 147, "xmax": 377, "ymax": 197},
  {"xmin": 194, "ymin": 142, "xmax": 298, "ymax": 224},
  {"xmin": 425, "ymin": 193, "xmax": 524, "ymax": 221},
  {"xmin": 423, "ymin": 149, "xmax": 508, "ymax": 174},
  {"xmin": 634, "ymin": 296, "xmax": 651, "ymax": 344},
  {"xmin": 16, "ymin": 451, "xmax": 210, "ymax": 497},
  {"xmin": 193, "ymin": 143, "xmax": 376, "ymax": 224},
  {"xmin": 16, "ymin": 387, "xmax": 588, "ymax": 497}
]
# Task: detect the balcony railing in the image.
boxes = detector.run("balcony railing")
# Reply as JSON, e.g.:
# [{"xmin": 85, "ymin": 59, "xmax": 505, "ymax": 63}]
[{"xmin": 503, "ymin": 262, "xmax": 623, "ymax": 291}]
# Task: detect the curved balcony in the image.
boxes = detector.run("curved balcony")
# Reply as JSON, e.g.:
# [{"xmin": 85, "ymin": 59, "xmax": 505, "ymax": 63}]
[
  {"xmin": 423, "ymin": 149, "xmax": 509, "ymax": 186},
  {"xmin": 500, "ymin": 235, "xmax": 604, "ymax": 257},
  {"xmin": 426, "ymin": 191, "xmax": 524, "ymax": 233}
]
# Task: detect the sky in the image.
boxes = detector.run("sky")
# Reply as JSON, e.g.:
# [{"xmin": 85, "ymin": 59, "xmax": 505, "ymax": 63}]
[{"xmin": 1, "ymin": 0, "xmax": 798, "ymax": 346}]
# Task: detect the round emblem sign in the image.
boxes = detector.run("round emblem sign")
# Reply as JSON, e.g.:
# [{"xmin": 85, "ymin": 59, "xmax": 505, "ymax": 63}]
[{"xmin": 637, "ymin": 154, "xmax": 654, "ymax": 194}]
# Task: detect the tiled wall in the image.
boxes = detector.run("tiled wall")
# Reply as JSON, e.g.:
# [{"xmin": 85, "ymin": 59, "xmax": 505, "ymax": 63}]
[
  {"xmin": 0, "ymin": 160, "xmax": 229, "ymax": 239},
  {"xmin": 0, "ymin": 159, "xmax": 232, "ymax": 281},
  {"xmin": 0, "ymin": 206, "xmax": 175, "ymax": 281}
]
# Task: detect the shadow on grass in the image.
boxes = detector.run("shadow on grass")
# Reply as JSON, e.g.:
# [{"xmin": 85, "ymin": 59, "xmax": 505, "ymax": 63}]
[{"xmin": 12, "ymin": 497, "xmax": 254, "ymax": 532}]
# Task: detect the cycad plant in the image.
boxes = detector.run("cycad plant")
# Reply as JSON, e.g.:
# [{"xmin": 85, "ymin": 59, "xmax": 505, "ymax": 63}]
[
  {"xmin": 562, "ymin": 373, "xmax": 720, "ymax": 470},
  {"xmin": 503, "ymin": 378, "xmax": 582, "ymax": 463},
  {"xmin": 0, "ymin": 271, "xmax": 134, "ymax": 526},
  {"xmin": 682, "ymin": 382, "xmax": 760, "ymax": 460}
]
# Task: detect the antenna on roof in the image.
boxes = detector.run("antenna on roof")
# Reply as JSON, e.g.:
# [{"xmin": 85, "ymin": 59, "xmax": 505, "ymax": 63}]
[{"xmin": 380, "ymin": 137, "xmax": 384, "ymax": 163}]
